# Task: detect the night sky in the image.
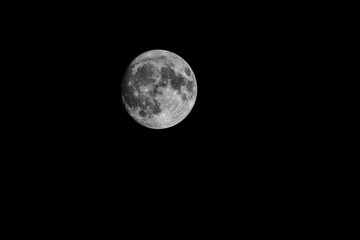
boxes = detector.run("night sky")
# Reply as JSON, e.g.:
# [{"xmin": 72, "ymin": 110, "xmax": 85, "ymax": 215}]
[
  {"xmin": 25, "ymin": 2, "xmax": 314, "ymax": 168},
  {"xmin": 5, "ymin": 3, "xmax": 332, "ymax": 233},
  {"xmin": 18, "ymin": 2, "xmax": 319, "ymax": 216}
]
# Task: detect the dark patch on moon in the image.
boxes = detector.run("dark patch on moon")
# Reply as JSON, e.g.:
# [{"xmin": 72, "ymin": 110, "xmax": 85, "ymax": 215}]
[
  {"xmin": 185, "ymin": 80, "xmax": 194, "ymax": 93},
  {"xmin": 170, "ymin": 75, "xmax": 186, "ymax": 91},
  {"xmin": 149, "ymin": 101, "xmax": 162, "ymax": 116},
  {"xmin": 122, "ymin": 63, "xmax": 164, "ymax": 119},
  {"xmin": 160, "ymin": 66, "xmax": 190, "ymax": 92},
  {"xmin": 160, "ymin": 66, "xmax": 176, "ymax": 80},
  {"xmin": 157, "ymin": 79, "xmax": 168, "ymax": 88},
  {"xmin": 135, "ymin": 63, "xmax": 156, "ymax": 85},
  {"xmin": 185, "ymin": 67, "xmax": 191, "ymax": 77},
  {"xmin": 125, "ymin": 94, "xmax": 162, "ymax": 119},
  {"xmin": 138, "ymin": 110, "xmax": 147, "ymax": 117},
  {"xmin": 149, "ymin": 81, "xmax": 167, "ymax": 97}
]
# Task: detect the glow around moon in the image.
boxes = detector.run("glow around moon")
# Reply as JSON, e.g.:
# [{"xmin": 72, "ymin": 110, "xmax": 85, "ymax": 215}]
[{"xmin": 121, "ymin": 50, "xmax": 197, "ymax": 129}]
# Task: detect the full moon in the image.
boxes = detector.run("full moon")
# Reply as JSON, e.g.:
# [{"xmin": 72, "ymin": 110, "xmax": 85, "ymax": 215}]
[{"xmin": 121, "ymin": 50, "xmax": 197, "ymax": 129}]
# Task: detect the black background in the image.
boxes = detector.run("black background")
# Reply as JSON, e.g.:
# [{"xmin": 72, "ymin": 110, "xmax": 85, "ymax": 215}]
[
  {"xmin": 9, "ymin": 2, "xmax": 327, "ymax": 230},
  {"xmin": 19, "ymin": 2, "xmax": 318, "ymax": 182},
  {"xmin": 52, "ymin": 4, "xmax": 310, "ymax": 162}
]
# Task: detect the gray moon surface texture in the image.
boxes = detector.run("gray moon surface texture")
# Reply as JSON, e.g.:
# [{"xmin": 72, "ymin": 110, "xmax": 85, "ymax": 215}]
[{"xmin": 121, "ymin": 50, "xmax": 197, "ymax": 129}]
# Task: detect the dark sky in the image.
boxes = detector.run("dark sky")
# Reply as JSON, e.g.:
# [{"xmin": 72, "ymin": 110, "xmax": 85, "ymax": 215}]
[
  {"xmin": 36, "ymin": 4, "xmax": 310, "ymax": 151},
  {"xmin": 21, "ymin": 2, "xmax": 318, "ymax": 189},
  {"xmin": 7, "ymin": 4, "xmax": 330, "ymax": 227}
]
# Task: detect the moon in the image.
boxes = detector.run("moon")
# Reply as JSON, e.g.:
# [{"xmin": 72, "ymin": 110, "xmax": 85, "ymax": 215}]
[{"xmin": 121, "ymin": 49, "xmax": 197, "ymax": 129}]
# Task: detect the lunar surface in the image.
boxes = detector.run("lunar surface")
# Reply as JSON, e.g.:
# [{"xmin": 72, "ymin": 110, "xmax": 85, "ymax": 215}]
[{"xmin": 121, "ymin": 49, "xmax": 197, "ymax": 129}]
